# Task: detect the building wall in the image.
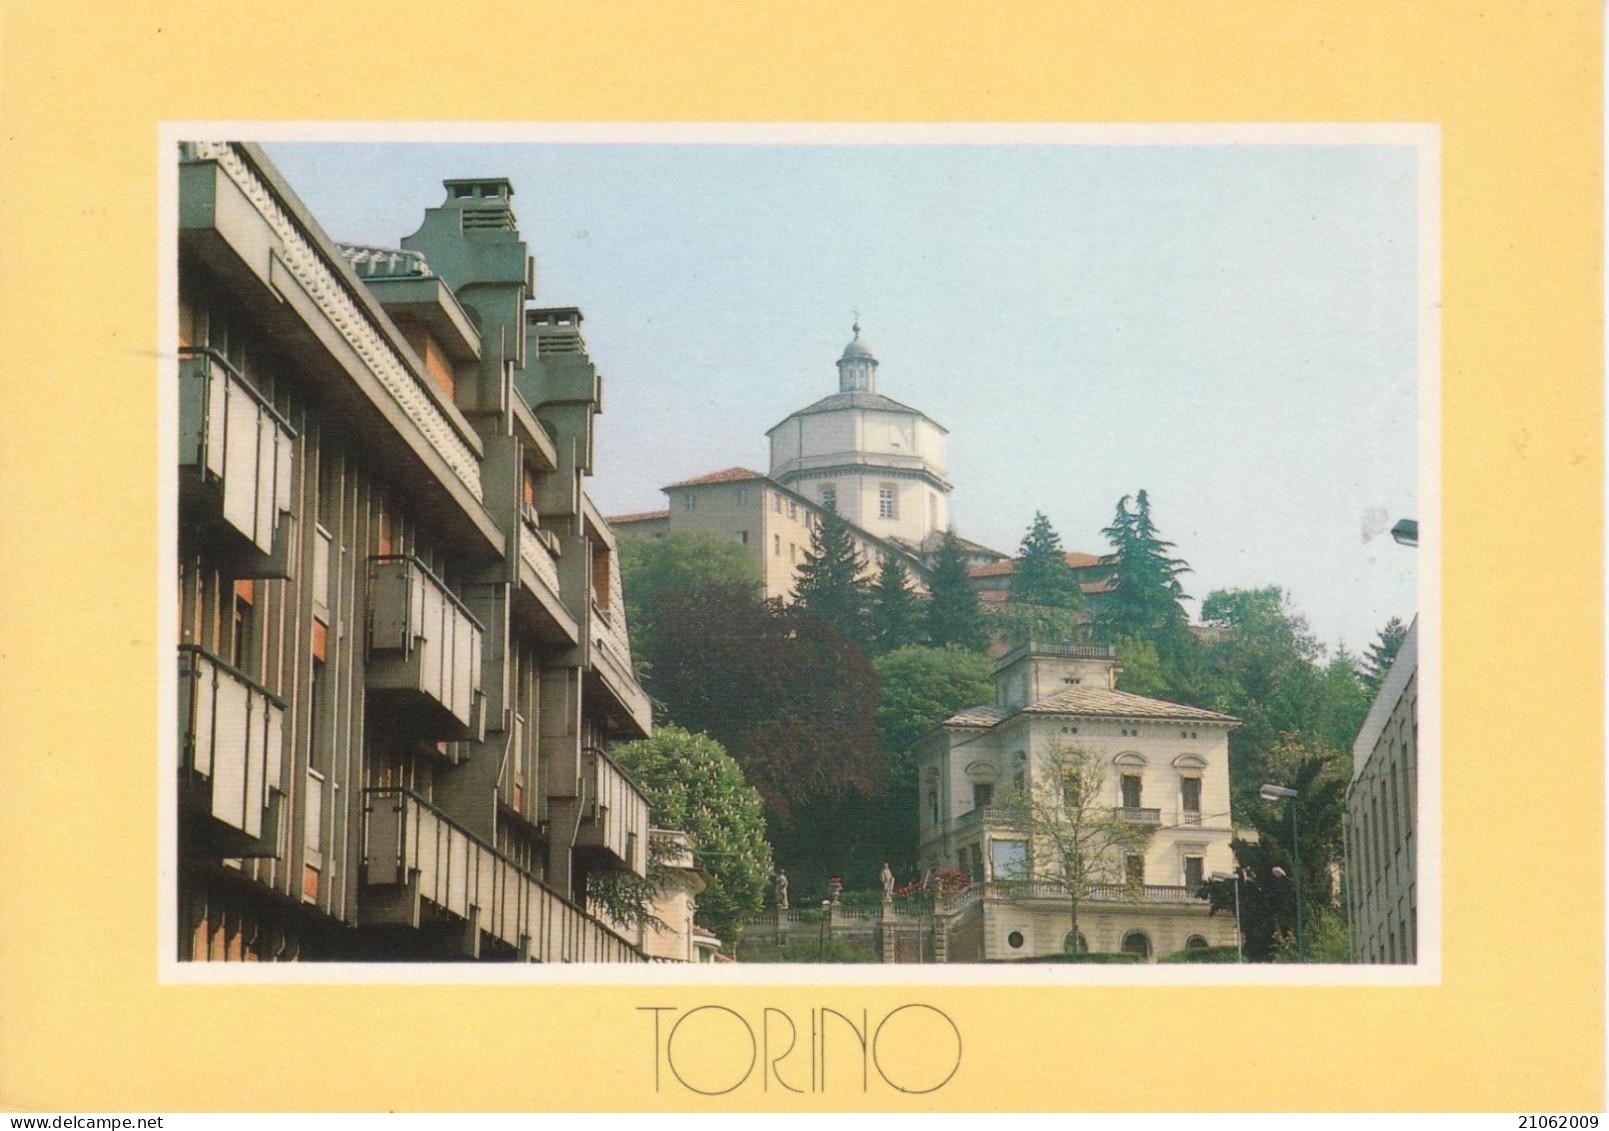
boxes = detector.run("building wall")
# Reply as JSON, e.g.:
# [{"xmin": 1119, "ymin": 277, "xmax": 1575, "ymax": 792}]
[
  {"xmin": 177, "ymin": 142, "xmax": 654, "ymax": 963},
  {"xmin": 1346, "ymin": 619, "xmax": 1418, "ymax": 964},
  {"xmin": 646, "ymin": 477, "xmax": 928, "ymax": 601}
]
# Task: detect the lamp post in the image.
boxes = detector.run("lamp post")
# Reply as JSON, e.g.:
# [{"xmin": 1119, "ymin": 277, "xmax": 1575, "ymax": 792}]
[
  {"xmin": 1210, "ymin": 871, "xmax": 1244, "ymax": 963},
  {"xmin": 1260, "ymin": 783, "xmax": 1302, "ymax": 960}
]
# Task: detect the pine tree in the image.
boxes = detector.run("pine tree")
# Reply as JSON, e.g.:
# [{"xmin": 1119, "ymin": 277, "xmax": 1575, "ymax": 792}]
[
  {"xmin": 792, "ymin": 505, "xmax": 870, "ymax": 645},
  {"xmin": 867, "ymin": 556, "xmax": 925, "ymax": 655},
  {"xmin": 925, "ymin": 529, "xmax": 988, "ymax": 653},
  {"xmin": 1097, "ymin": 490, "xmax": 1191, "ymax": 643},
  {"xmin": 1362, "ymin": 616, "xmax": 1408, "ymax": 695},
  {"xmin": 1010, "ymin": 511, "xmax": 1084, "ymax": 610}
]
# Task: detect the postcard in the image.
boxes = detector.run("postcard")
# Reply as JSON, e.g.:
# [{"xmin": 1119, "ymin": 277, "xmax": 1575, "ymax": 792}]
[{"xmin": 0, "ymin": 0, "xmax": 1601, "ymax": 1114}]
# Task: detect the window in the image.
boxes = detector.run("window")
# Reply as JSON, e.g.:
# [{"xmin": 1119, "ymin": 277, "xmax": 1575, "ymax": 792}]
[
  {"xmin": 1013, "ymin": 771, "xmax": 1025, "ymax": 798},
  {"xmin": 1120, "ymin": 773, "xmax": 1143, "ymax": 809},
  {"xmin": 928, "ymin": 786, "xmax": 939, "ymax": 826},
  {"xmin": 790, "ymin": 543, "xmax": 797, "ymax": 562},
  {"xmin": 1124, "ymin": 854, "xmax": 1145, "ymax": 885},
  {"xmin": 737, "ymin": 486, "xmax": 750, "ymax": 503},
  {"xmin": 1181, "ymin": 776, "xmax": 1202, "ymax": 821},
  {"xmin": 738, "ymin": 530, "xmax": 748, "ymax": 545},
  {"xmin": 991, "ymin": 839, "xmax": 1027, "ymax": 880},
  {"xmin": 772, "ymin": 493, "xmax": 782, "ymax": 513},
  {"xmin": 1007, "ymin": 930, "xmax": 1025, "ymax": 950},
  {"xmin": 773, "ymin": 534, "xmax": 781, "ymax": 557},
  {"xmin": 1183, "ymin": 855, "xmax": 1205, "ymax": 889},
  {"xmin": 787, "ymin": 500, "xmax": 797, "ymax": 519},
  {"xmin": 683, "ymin": 493, "xmax": 696, "ymax": 511},
  {"xmin": 972, "ymin": 783, "xmax": 993, "ymax": 811},
  {"xmin": 230, "ymin": 580, "xmax": 254, "ymax": 673},
  {"xmin": 304, "ymin": 770, "xmax": 324, "ymax": 854},
  {"xmin": 878, "ymin": 484, "xmax": 897, "ymax": 519},
  {"xmin": 1063, "ymin": 931, "xmax": 1088, "ymax": 955},
  {"xmin": 312, "ymin": 526, "xmax": 333, "ymax": 620},
  {"xmin": 1120, "ymin": 930, "xmax": 1152, "ymax": 960},
  {"xmin": 821, "ymin": 484, "xmax": 837, "ymax": 511},
  {"xmin": 1185, "ymin": 934, "xmax": 1209, "ymax": 951}
]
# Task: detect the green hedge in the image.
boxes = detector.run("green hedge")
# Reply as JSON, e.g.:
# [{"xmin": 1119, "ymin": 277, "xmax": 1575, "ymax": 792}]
[{"xmin": 1158, "ymin": 945, "xmax": 1241, "ymax": 964}]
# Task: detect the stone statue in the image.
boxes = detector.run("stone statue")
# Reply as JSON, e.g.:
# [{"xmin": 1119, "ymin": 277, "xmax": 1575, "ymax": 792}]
[
  {"xmin": 881, "ymin": 862, "xmax": 895, "ymax": 901},
  {"xmin": 775, "ymin": 870, "xmax": 789, "ymax": 910}
]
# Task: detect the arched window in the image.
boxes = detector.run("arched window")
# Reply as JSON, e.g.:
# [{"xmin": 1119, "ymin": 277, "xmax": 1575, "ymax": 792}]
[
  {"xmin": 1121, "ymin": 930, "xmax": 1152, "ymax": 960},
  {"xmin": 1063, "ymin": 931, "xmax": 1088, "ymax": 954},
  {"xmin": 1185, "ymin": 934, "xmax": 1209, "ymax": 951}
]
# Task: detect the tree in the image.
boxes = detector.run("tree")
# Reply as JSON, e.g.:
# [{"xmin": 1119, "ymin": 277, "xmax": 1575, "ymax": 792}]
[
  {"xmin": 866, "ymin": 556, "xmax": 925, "ymax": 655},
  {"xmin": 608, "ymin": 725, "xmax": 775, "ymax": 940},
  {"xmin": 633, "ymin": 581, "xmax": 884, "ymax": 892},
  {"xmin": 1006, "ymin": 740, "xmax": 1156, "ymax": 951},
  {"xmin": 1097, "ymin": 490, "xmax": 1191, "ymax": 645},
  {"xmin": 792, "ymin": 506, "xmax": 870, "ymax": 646},
  {"xmin": 1362, "ymin": 616, "xmax": 1409, "ymax": 695},
  {"xmin": 872, "ymin": 645, "xmax": 995, "ymax": 871},
  {"xmin": 620, "ymin": 530, "xmax": 761, "ymax": 635},
  {"xmin": 1010, "ymin": 511, "xmax": 1084, "ymax": 610},
  {"xmin": 1201, "ymin": 737, "xmax": 1349, "ymax": 960},
  {"xmin": 925, "ymin": 529, "xmax": 988, "ymax": 653}
]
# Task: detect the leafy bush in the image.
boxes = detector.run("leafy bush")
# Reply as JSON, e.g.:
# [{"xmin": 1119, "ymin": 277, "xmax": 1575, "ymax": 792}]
[{"xmin": 1159, "ymin": 945, "xmax": 1240, "ymax": 963}]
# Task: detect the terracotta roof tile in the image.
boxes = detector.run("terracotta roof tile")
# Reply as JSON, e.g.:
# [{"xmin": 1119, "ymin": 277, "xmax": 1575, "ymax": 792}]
[
  {"xmin": 607, "ymin": 510, "xmax": 670, "ymax": 524},
  {"xmin": 664, "ymin": 467, "xmax": 765, "ymax": 489},
  {"xmin": 969, "ymin": 552, "xmax": 1107, "ymax": 579}
]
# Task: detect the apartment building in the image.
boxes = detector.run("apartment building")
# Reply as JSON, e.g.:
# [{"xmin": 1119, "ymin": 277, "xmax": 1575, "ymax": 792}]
[
  {"xmin": 176, "ymin": 142, "xmax": 657, "ymax": 962},
  {"xmin": 1345, "ymin": 617, "xmax": 1418, "ymax": 963}
]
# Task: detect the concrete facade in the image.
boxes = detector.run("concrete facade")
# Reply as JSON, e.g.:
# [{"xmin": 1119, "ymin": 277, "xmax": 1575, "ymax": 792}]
[
  {"xmin": 1345, "ymin": 617, "xmax": 1418, "ymax": 963},
  {"xmin": 176, "ymin": 143, "xmax": 664, "ymax": 962},
  {"xmin": 910, "ymin": 643, "xmax": 1240, "ymax": 960}
]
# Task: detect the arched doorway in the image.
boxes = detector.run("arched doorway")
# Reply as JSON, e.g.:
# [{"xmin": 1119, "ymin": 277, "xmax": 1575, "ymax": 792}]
[{"xmin": 1120, "ymin": 930, "xmax": 1152, "ymax": 960}]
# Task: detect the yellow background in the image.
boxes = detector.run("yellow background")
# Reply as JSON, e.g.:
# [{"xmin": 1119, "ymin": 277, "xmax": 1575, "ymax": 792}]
[{"xmin": 0, "ymin": 0, "xmax": 1600, "ymax": 1112}]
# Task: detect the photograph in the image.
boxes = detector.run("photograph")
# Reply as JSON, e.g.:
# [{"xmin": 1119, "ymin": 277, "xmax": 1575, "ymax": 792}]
[{"xmin": 170, "ymin": 129, "xmax": 1429, "ymax": 975}]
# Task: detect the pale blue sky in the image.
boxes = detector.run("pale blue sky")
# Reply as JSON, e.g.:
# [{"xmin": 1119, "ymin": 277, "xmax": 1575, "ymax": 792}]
[{"xmin": 264, "ymin": 140, "xmax": 1420, "ymax": 653}]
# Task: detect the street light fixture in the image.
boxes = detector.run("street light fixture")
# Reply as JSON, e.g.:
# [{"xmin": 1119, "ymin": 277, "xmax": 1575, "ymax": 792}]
[
  {"xmin": 1260, "ymin": 783, "xmax": 1303, "ymax": 960},
  {"xmin": 1390, "ymin": 518, "xmax": 1418, "ymax": 547},
  {"xmin": 1210, "ymin": 871, "xmax": 1244, "ymax": 963}
]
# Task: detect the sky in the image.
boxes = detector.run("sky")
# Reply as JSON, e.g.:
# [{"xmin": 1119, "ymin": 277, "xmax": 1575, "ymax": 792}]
[{"xmin": 263, "ymin": 135, "xmax": 1422, "ymax": 654}]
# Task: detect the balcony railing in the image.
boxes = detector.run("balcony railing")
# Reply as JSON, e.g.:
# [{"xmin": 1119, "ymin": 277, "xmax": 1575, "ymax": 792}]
[
  {"xmin": 1114, "ymin": 806, "xmax": 1162, "ymax": 826},
  {"xmin": 519, "ymin": 516, "xmax": 562, "ymax": 596},
  {"xmin": 576, "ymin": 748, "xmax": 650, "ymax": 876},
  {"xmin": 588, "ymin": 600, "xmax": 651, "ymax": 732},
  {"xmin": 361, "ymin": 788, "xmax": 644, "ymax": 962},
  {"xmin": 178, "ymin": 348, "xmax": 296, "ymax": 560},
  {"xmin": 934, "ymin": 880, "xmax": 1207, "ymax": 909},
  {"xmin": 953, "ymin": 805, "xmax": 1016, "ymax": 832},
  {"xmin": 366, "ymin": 555, "xmax": 484, "ymax": 738},
  {"xmin": 177, "ymin": 645, "xmax": 285, "ymax": 851}
]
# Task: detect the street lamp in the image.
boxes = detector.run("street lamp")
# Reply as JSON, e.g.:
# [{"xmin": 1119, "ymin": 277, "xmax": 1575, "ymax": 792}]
[
  {"xmin": 1390, "ymin": 518, "xmax": 1418, "ymax": 547},
  {"xmin": 1260, "ymin": 783, "xmax": 1302, "ymax": 960},
  {"xmin": 1210, "ymin": 871, "xmax": 1244, "ymax": 963}
]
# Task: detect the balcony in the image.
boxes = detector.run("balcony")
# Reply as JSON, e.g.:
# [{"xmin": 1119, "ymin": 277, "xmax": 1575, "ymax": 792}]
[
  {"xmin": 360, "ymin": 789, "xmax": 644, "ymax": 962},
  {"xmin": 178, "ymin": 348, "xmax": 296, "ymax": 572},
  {"xmin": 953, "ymin": 806, "xmax": 1015, "ymax": 833},
  {"xmin": 366, "ymin": 556, "xmax": 484, "ymax": 740},
  {"xmin": 586, "ymin": 600, "xmax": 652, "ymax": 737},
  {"xmin": 575, "ymin": 748, "xmax": 650, "ymax": 876},
  {"xmin": 177, "ymin": 645, "xmax": 285, "ymax": 856},
  {"xmin": 1114, "ymin": 806, "xmax": 1162, "ymax": 826},
  {"xmin": 519, "ymin": 512, "xmax": 562, "ymax": 596}
]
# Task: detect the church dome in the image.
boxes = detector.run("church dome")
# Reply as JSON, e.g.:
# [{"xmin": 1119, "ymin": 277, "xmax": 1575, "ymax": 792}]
[{"xmin": 840, "ymin": 333, "xmax": 877, "ymax": 362}]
